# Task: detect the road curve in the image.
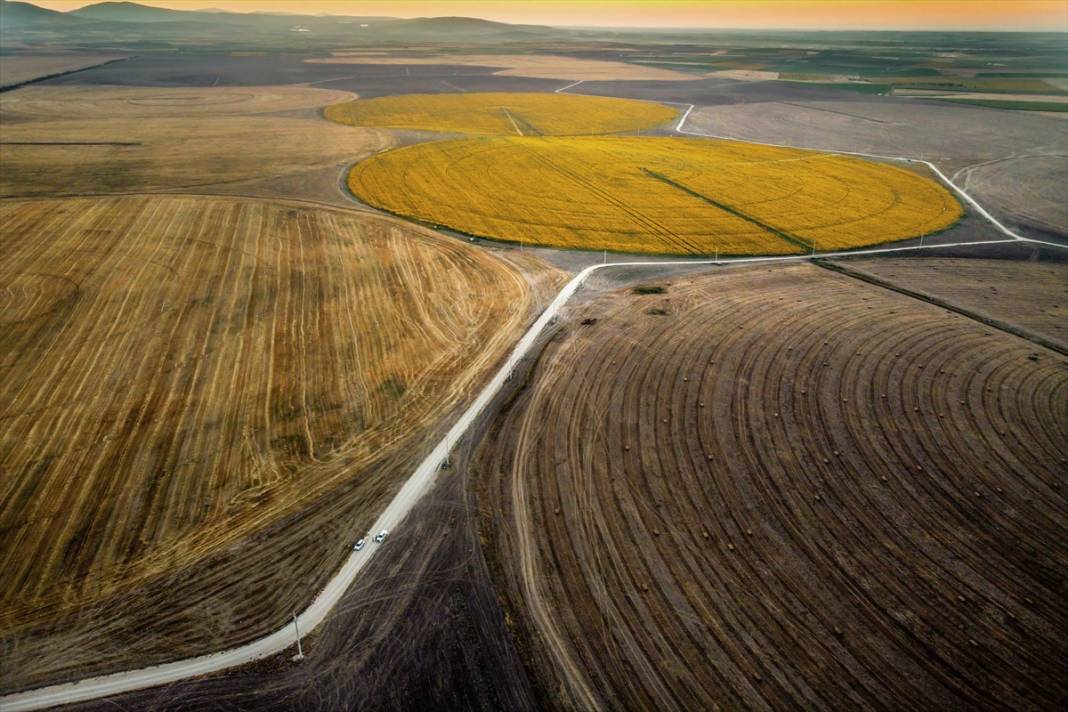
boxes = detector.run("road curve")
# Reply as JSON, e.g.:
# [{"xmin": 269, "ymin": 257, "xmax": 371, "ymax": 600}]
[
  {"xmin": 4, "ymin": 108, "xmax": 1066, "ymax": 712},
  {"xmin": 672, "ymin": 101, "xmax": 1058, "ymax": 245}
]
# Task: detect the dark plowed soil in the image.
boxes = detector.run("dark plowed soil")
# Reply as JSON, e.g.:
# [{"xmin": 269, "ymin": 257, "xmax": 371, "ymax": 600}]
[{"xmin": 474, "ymin": 262, "xmax": 1068, "ymax": 710}]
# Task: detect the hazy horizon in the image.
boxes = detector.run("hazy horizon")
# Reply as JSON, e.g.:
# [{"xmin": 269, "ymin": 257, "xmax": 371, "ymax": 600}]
[{"xmin": 26, "ymin": 0, "xmax": 1068, "ymax": 33}]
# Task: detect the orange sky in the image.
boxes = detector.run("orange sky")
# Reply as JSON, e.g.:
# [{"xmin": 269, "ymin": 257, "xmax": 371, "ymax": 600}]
[{"xmin": 30, "ymin": 1, "xmax": 1068, "ymax": 31}]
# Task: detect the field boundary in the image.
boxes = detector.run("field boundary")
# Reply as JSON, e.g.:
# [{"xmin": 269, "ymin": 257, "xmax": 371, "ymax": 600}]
[
  {"xmin": 815, "ymin": 259, "xmax": 1068, "ymax": 356},
  {"xmin": 0, "ymin": 57, "xmax": 129, "ymax": 93}
]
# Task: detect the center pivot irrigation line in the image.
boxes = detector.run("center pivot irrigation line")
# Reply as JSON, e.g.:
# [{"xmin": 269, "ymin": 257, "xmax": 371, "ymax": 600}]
[
  {"xmin": 501, "ymin": 106, "xmax": 524, "ymax": 136},
  {"xmin": 6, "ymin": 98, "xmax": 1068, "ymax": 712},
  {"xmin": 642, "ymin": 168, "xmax": 814, "ymax": 253}
]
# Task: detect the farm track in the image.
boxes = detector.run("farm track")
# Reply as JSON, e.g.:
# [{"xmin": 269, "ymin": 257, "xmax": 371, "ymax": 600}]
[
  {"xmin": 0, "ymin": 194, "xmax": 534, "ymax": 693},
  {"xmin": 475, "ymin": 263, "xmax": 1068, "ymax": 710}
]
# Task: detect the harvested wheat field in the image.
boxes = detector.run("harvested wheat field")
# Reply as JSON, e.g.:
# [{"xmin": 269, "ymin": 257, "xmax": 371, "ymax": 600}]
[
  {"xmin": 0, "ymin": 85, "xmax": 391, "ymax": 199},
  {"xmin": 475, "ymin": 263, "xmax": 1068, "ymax": 710},
  {"xmin": 0, "ymin": 195, "xmax": 534, "ymax": 691},
  {"xmin": 0, "ymin": 84, "xmax": 355, "ymax": 118},
  {"xmin": 350, "ymin": 136, "xmax": 961, "ymax": 255},
  {"xmin": 324, "ymin": 92, "xmax": 678, "ymax": 136}
]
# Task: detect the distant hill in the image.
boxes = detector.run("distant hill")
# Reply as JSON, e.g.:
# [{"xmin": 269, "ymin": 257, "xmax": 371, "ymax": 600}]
[
  {"xmin": 393, "ymin": 16, "xmax": 528, "ymax": 32},
  {"xmin": 0, "ymin": 0, "xmax": 88, "ymax": 28},
  {"xmin": 1, "ymin": 0, "xmax": 563, "ymax": 48},
  {"xmin": 68, "ymin": 1, "xmax": 191, "ymax": 22}
]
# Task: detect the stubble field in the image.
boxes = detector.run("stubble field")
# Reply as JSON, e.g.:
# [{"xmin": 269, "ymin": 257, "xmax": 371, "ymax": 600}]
[
  {"xmin": 0, "ymin": 194, "xmax": 534, "ymax": 691},
  {"xmin": 475, "ymin": 263, "xmax": 1068, "ymax": 710},
  {"xmin": 0, "ymin": 85, "xmax": 393, "ymax": 200},
  {"xmin": 349, "ymin": 136, "xmax": 962, "ymax": 255}
]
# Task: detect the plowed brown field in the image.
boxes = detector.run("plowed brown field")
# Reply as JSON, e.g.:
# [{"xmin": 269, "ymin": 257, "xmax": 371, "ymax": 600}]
[
  {"xmin": 476, "ymin": 263, "xmax": 1068, "ymax": 710},
  {"xmin": 0, "ymin": 195, "xmax": 534, "ymax": 691}
]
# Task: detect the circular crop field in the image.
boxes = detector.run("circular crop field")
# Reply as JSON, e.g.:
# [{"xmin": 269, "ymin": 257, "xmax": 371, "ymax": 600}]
[
  {"xmin": 349, "ymin": 136, "xmax": 962, "ymax": 256},
  {"xmin": 324, "ymin": 92, "xmax": 678, "ymax": 136},
  {"xmin": 476, "ymin": 264, "xmax": 1068, "ymax": 709}
]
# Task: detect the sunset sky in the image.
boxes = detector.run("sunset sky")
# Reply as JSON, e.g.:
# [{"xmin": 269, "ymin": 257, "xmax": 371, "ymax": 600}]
[{"xmin": 30, "ymin": 1, "xmax": 1068, "ymax": 31}]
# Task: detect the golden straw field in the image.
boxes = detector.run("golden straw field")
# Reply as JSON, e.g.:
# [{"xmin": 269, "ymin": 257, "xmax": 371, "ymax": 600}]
[
  {"xmin": 0, "ymin": 195, "xmax": 531, "ymax": 649},
  {"xmin": 348, "ymin": 136, "xmax": 963, "ymax": 255},
  {"xmin": 324, "ymin": 92, "xmax": 678, "ymax": 136}
]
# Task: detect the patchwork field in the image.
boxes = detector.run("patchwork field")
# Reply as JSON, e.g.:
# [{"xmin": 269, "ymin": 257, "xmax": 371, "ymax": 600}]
[
  {"xmin": 475, "ymin": 263, "xmax": 1068, "ymax": 710},
  {"xmin": 349, "ymin": 136, "xmax": 961, "ymax": 255},
  {"xmin": 0, "ymin": 85, "xmax": 392, "ymax": 199},
  {"xmin": 324, "ymin": 92, "xmax": 678, "ymax": 136},
  {"xmin": 0, "ymin": 195, "xmax": 534, "ymax": 691}
]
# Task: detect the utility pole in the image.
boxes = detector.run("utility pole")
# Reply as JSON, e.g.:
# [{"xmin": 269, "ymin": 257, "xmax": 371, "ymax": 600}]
[
  {"xmin": 292, "ymin": 613, "xmax": 305, "ymax": 661},
  {"xmin": 715, "ymin": 247, "xmax": 719, "ymax": 265},
  {"xmin": 603, "ymin": 249, "xmax": 607, "ymax": 265}
]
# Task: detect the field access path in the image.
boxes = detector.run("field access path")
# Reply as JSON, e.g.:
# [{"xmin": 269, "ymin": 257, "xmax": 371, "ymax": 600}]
[{"xmin": 3, "ymin": 94, "xmax": 1066, "ymax": 712}]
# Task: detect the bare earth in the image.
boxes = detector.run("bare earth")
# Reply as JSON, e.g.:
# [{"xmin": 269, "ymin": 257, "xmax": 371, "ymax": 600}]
[
  {"xmin": 475, "ymin": 262, "xmax": 1068, "ymax": 710},
  {"xmin": 308, "ymin": 54, "xmax": 693, "ymax": 81},
  {"xmin": 841, "ymin": 258, "xmax": 1068, "ymax": 350}
]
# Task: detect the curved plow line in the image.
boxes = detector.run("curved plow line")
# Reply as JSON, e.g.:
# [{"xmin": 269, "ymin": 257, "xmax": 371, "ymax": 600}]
[
  {"xmin": 2, "ymin": 232, "xmax": 1034, "ymax": 712},
  {"xmin": 5, "ymin": 103, "xmax": 1065, "ymax": 712}
]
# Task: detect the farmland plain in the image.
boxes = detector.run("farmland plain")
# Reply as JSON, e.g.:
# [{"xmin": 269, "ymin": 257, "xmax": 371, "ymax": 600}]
[
  {"xmin": 324, "ymin": 91, "xmax": 678, "ymax": 136},
  {"xmin": 0, "ymin": 194, "xmax": 538, "ymax": 691},
  {"xmin": 0, "ymin": 85, "xmax": 393, "ymax": 200},
  {"xmin": 475, "ymin": 262, "xmax": 1068, "ymax": 710},
  {"xmin": 348, "ymin": 135, "xmax": 961, "ymax": 255}
]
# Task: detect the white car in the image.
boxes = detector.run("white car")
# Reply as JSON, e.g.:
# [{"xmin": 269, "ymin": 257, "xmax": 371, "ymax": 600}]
[
  {"xmin": 373, "ymin": 529, "xmax": 388, "ymax": 543},
  {"xmin": 353, "ymin": 539, "xmax": 365, "ymax": 551}
]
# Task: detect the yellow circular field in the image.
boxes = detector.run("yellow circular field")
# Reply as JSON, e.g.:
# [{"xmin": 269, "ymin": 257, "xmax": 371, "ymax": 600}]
[
  {"xmin": 324, "ymin": 92, "xmax": 678, "ymax": 136},
  {"xmin": 348, "ymin": 136, "xmax": 963, "ymax": 255}
]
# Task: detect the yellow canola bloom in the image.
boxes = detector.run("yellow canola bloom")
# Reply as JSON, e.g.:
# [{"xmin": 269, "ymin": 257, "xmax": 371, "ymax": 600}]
[
  {"xmin": 349, "ymin": 136, "xmax": 963, "ymax": 256},
  {"xmin": 324, "ymin": 92, "xmax": 678, "ymax": 136}
]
